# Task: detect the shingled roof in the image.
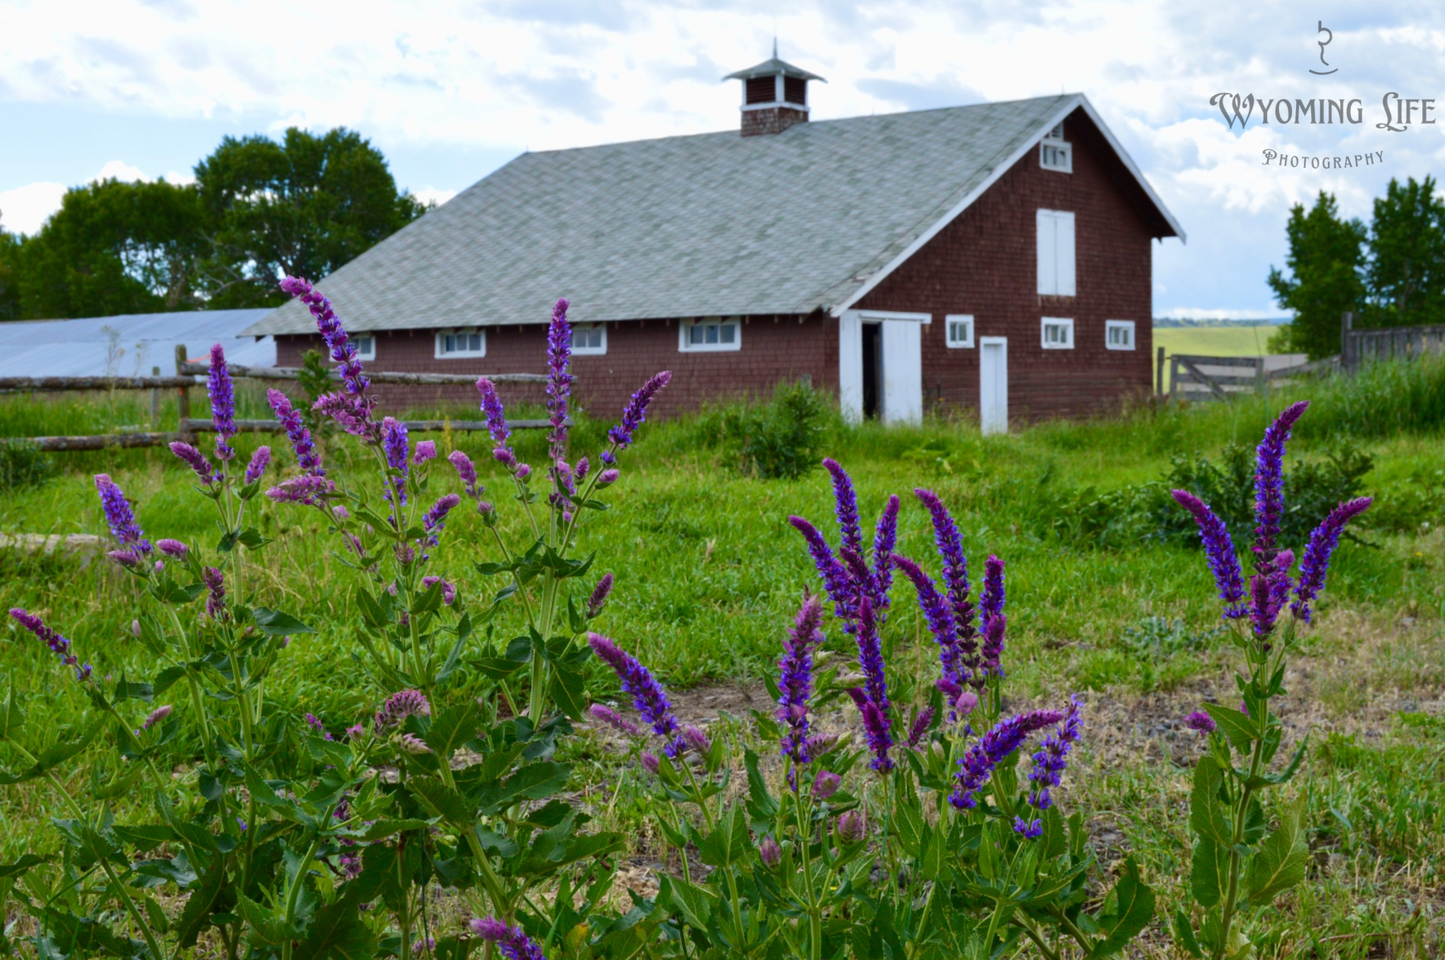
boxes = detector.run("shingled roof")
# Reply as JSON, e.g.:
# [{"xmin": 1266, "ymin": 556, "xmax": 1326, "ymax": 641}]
[{"xmin": 243, "ymin": 93, "xmax": 1181, "ymax": 337}]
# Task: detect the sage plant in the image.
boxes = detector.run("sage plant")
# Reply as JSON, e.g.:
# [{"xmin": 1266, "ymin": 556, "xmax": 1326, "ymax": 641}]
[{"xmin": 1172, "ymin": 401, "xmax": 1371, "ymax": 960}]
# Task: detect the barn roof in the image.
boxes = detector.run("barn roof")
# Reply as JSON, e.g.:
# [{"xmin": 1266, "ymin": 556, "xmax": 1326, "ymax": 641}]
[
  {"xmin": 0, "ymin": 309, "xmax": 274, "ymax": 378},
  {"xmin": 243, "ymin": 93, "xmax": 1182, "ymax": 338}
]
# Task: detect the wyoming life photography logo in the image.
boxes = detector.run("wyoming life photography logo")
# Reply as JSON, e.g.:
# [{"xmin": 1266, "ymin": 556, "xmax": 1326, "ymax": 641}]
[{"xmin": 1210, "ymin": 21, "xmax": 1436, "ymax": 171}]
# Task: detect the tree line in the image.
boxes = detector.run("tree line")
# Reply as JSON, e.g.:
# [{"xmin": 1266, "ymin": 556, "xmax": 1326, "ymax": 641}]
[
  {"xmin": 0, "ymin": 127, "xmax": 427, "ymax": 321},
  {"xmin": 1269, "ymin": 175, "xmax": 1445, "ymax": 359}
]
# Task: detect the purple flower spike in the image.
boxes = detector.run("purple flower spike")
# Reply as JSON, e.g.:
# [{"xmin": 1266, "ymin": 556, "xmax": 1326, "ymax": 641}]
[
  {"xmin": 207, "ymin": 344, "xmax": 236, "ymax": 462},
  {"xmin": 546, "ymin": 298, "xmax": 573, "ymax": 466},
  {"xmin": 1013, "ymin": 817, "xmax": 1044, "ymax": 839},
  {"xmin": 822, "ymin": 458, "xmax": 864, "ymax": 559},
  {"xmin": 1172, "ymin": 490, "xmax": 1247, "ymax": 618},
  {"xmin": 588, "ymin": 633, "xmax": 684, "ymax": 757},
  {"xmin": 94, "ymin": 474, "xmax": 150, "ymax": 557},
  {"xmin": 1292, "ymin": 497, "xmax": 1372, "ymax": 622},
  {"xmin": 587, "ymin": 573, "xmax": 615, "ymax": 618},
  {"xmin": 853, "ymin": 594, "xmax": 889, "ymax": 713},
  {"xmin": 202, "ymin": 567, "xmax": 227, "ymax": 621},
  {"xmin": 682, "ymin": 724, "xmax": 711, "ymax": 755},
  {"xmin": 596, "ymin": 468, "xmax": 619, "ymax": 487},
  {"xmin": 812, "ymin": 770, "xmax": 841, "ymax": 798},
  {"xmin": 979, "ymin": 555, "xmax": 1006, "ymax": 680},
  {"xmin": 10, "ymin": 608, "xmax": 90, "ymax": 680},
  {"xmin": 169, "ymin": 440, "xmax": 217, "ymax": 485},
  {"xmin": 871, "ymin": 494, "xmax": 900, "ymax": 611},
  {"xmin": 469, "ymin": 918, "xmax": 548, "ymax": 960},
  {"xmin": 313, "ymin": 392, "xmax": 379, "ymax": 442},
  {"xmin": 1184, "ymin": 710, "xmax": 1217, "ymax": 735},
  {"xmin": 412, "ymin": 440, "xmax": 437, "ymax": 466},
  {"xmin": 138, "ymin": 704, "xmax": 172, "ymax": 733},
  {"xmin": 1250, "ymin": 549, "xmax": 1295, "ymax": 639},
  {"xmin": 949, "ymin": 709, "xmax": 1065, "ymax": 810},
  {"xmin": 914, "ymin": 488, "xmax": 977, "ymax": 668},
  {"xmin": 789, "ymin": 516, "xmax": 856, "ymax": 626},
  {"xmin": 1253, "ymin": 400, "xmax": 1311, "ymax": 563},
  {"xmin": 156, "ymin": 539, "xmax": 188, "ymax": 558},
  {"xmin": 374, "ymin": 689, "xmax": 432, "ymax": 733},
  {"xmin": 778, "ymin": 594, "xmax": 825, "ymax": 768},
  {"xmin": 759, "ymin": 835, "xmax": 782, "ymax": 867},
  {"xmin": 1026, "ymin": 696, "xmax": 1082, "ymax": 813},
  {"xmin": 421, "ymin": 493, "xmax": 461, "ymax": 546},
  {"xmin": 382, "ymin": 417, "xmax": 409, "ymax": 508},
  {"xmin": 279, "ymin": 276, "xmax": 370, "ymax": 397},
  {"xmin": 891, "ymin": 555, "xmax": 963, "ymax": 690},
  {"xmin": 449, "ymin": 449, "xmax": 479, "ymax": 499},
  {"xmin": 244, "ymin": 446, "xmax": 271, "ymax": 485},
  {"xmin": 907, "ymin": 707, "xmax": 936, "ymax": 749},
  {"xmin": 267, "ymin": 389, "xmax": 323, "ymax": 475},
  {"xmin": 266, "ymin": 475, "xmax": 336, "ymax": 505},
  {"xmin": 420, "ymin": 575, "xmax": 456, "ymax": 605},
  {"xmin": 607, "ymin": 371, "xmax": 672, "ymax": 449},
  {"xmin": 476, "ymin": 376, "xmax": 512, "ymax": 446},
  {"xmin": 641, "ymin": 752, "xmax": 660, "ymax": 774},
  {"xmin": 589, "ymin": 703, "xmax": 644, "ymax": 739},
  {"xmin": 850, "ymin": 692, "xmax": 894, "ymax": 773}
]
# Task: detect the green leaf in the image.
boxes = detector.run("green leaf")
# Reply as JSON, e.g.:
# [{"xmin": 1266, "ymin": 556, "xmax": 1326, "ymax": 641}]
[
  {"xmin": 411, "ymin": 580, "xmax": 444, "ymax": 617},
  {"xmin": 696, "ymin": 805, "xmax": 749, "ymax": 868},
  {"xmin": 338, "ymin": 819, "xmax": 429, "ymax": 843},
  {"xmin": 1190, "ymin": 838, "xmax": 1222, "ymax": 908},
  {"xmin": 0, "ymin": 679, "xmax": 24, "ymax": 740},
  {"xmin": 1172, "ymin": 909, "xmax": 1205, "ymax": 958},
  {"xmin": 236, "ymin": 894, "xmax": 299, "ymax": 947},
  {"xmin": 476, "ymin": 762, "xmax": 570, "ymax": 812},
  {"xmin": 408, "ymin": 776, "xmax": 474, "ymax": 824},
  {"xmin": 1189, "ymin": 757, "xmax": 1232, "ymax": 845},
  {"xmin": 549, "ymin": 664, "xmax": 587, "ymax": 720},
  {"xmin": 0, "ymin": 854, "xmax": 45, "ymax": 879},
  {"xmin": 173, "ymin": 862, "xmax": 226, "ymax": 947},
  {"xmin": 296, "ymin": 900, "xmax": 378, "ymax": 960},
  {"xmin": 1253, "ymin": 735, "xmax": 1310, "ymax": 787},
  {"xmin": 252, "ymin": 608, "xmax": 315, "ymax": 636},
  {"xmin": 1202, "ymin": 703, "xmax": 1256, "ymax": 752},
  {"xmin": 423, "ymin": 702, "xmax": 480, "ymax": 761},
  {"xmin": 1244, "ymin": 800, "xmax": 1310, "ymax": 903},
  {"xmin": 742, "ymin": 749, "xmax": 778, "ymax": 822},
  {"xmin": 355, "ymin": 587, "xmax": 388, "ymax": 629},
  {"xmin": 1088, "ymin": 858, "xmax": 1155, "ymax": 958},
  {"xmin": 660, "ymin": 875, "xmax": 717, "ymax": 930}
]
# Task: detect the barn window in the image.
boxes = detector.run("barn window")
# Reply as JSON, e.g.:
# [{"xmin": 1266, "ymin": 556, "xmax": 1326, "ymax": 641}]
[
  {"xmin": 945, "ymin": 315, "xmax": 974, "ymax": 349},
  {"xmin": 783, "ymin": 75, "xmax": 806, "ymax": 105},
  {"xmin": 1036, "ymin": 209, "xmax": 1077, "ymax": 296},
  {"xmin": 1041, "ymin": 317, "xmax": 1074, "ymax": 350},
  {"xmin": 435, "ymin": 328, "xmax": 486, "ymax": 359},
  {"xmin": 679, "ymin": 317, "xmax": 742, "ymax": 352},
  {"xmin": 1105, "ymin": 320, "xmax": 1136, "ymax": 351},
  {"xmin": 570, "ymin": 323, "xmax": 607, "ymax": 356},
  {"xmin": 745, "ymin": 76, "xmax": 775, "ymax": 104},
  {"xmin": 352, "ymin": 335, "xmax": 376, "ymax": 361},
  {"xmin": 1040, "ymin": 122, "xmax": 1072, "ymax": 173}
]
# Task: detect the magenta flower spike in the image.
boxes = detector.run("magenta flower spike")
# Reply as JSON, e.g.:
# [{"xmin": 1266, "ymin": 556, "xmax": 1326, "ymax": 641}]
[
  {"xmin": 588, "ymin": 632, "xmax": 685, "ymax": 757},
  {"xmin": 1171, "ymin": 489, "xmax": 1247, "ymax": 619},
  {"xmin": 950, "ymin": 709, "xmax": 1065, "ymax": 810},
  {"xmin": 777, "ymin": 594, "xmax": 824, "ymax": 768},
  {"xmin": 1291, "ymin": 497, "xmax": 1372, "ymax": 622},
  {"xmin": 788, "ymin": 515, "xmax": 856, "ymax": 626},
  {"xmin": 207, "ymin": 343, "xmax": 236, "ymax": 462},
  {"xmin": 244, "ymin": 446, "xmax": 271, "ymax": 485},
  {"xmin": 267, "ymin": 389, "xmax": 324, "ymax": 475},
  {"xmin": 586, "ymin": 573, "xmax": 614, "ymax": 617},
  {"xmin": 469, "ymin": 918, "xmax": 548, "ymax": 960},
  {"xmin": 545, "ymin": 297, "xmax": 573, "ymax": 466},
  {"xmin": 169, "ymin": 441, "xmax": 217, "ymax": 484},
  {"xmin": 607, "ymin": 370, "xmax": 672, "ymax": 450},
  {"xmin": 10, "ymin": 608, "xmax": 91, "ymax": 680},
  {"xmin": 979, "ymin": 555, "xmax": 1006, "ymax": 680},
  {"xmin": 374, "ymin": 689, "xmax": 432, "ymax": 732},
  {"xmin": 279, "ymin": 276, "xmax": 370, "ymax": 396},
  {"xmin": 870, "ymin": 494, "xmax": 900, "ymax": 610},
  {"xmin": 822, "ymin": 458, "xmax": 864, "ymax": 559},
  {"xmin": 891, "ymin": 554, "xmax": 964, "ymax": 690},
  {"xmin": 1252, "ymin": 400, "xmax": 1310, "ymax": 564},
  {"xmin": 94, "ymin": 474, "xmax": 150, "ymax": 559}
]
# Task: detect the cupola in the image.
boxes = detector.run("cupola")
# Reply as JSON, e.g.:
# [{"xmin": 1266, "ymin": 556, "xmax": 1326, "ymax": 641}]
[{"xmin": 723, "ymin": 41, "xmax": 825, "ymax": 137}]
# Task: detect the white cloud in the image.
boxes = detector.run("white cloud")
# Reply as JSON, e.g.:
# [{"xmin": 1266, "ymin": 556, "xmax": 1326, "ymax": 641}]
[
  {"xmin": 413, "ymin": 187, "xmax": 457, "ymax": 208},
  {"xmin": 95, "ymin": 159, "xmax": 149, "ymax": 182},
  {"xmin": 1158, "ymin": 307, "xmax": 1289, "ymax": 321},
  {"xmin": 0, "ymin": 180, "xmax": 68, "ymax": 235}
]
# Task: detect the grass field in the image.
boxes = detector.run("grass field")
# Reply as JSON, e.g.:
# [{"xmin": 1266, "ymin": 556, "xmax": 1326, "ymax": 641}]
[
  {"xmin": 2, "ymin": 363, "xmax": 1444, "ymax": 955},
  {"xmin": 1151, "ymin": 324, "xmax": 1282, "ymax": 360}
]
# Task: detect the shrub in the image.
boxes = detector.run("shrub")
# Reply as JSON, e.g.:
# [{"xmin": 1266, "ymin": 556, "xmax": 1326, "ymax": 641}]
[
  {"xmin": 0, "ymin": 439, "xmax": 52, "ymax": 491},
  {"xmin": 683, "ymin": 379, "xmax": 834, "ymax": 479}
]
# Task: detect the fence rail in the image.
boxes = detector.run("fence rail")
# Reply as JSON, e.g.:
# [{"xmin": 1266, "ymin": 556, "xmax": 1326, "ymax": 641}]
[
  {"xmin": 1342, "ymin": 315, "xmax": 1445, "ymax": 370},
  {"xmin": 1, "ymin": 343, "xmax": 553, "ymax": 452},
  {"xmin": 1165, "ymin": 352, "xmax": 1317, "ymax": 402}
]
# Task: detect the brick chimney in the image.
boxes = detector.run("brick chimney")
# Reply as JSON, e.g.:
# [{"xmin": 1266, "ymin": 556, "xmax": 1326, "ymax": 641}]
[{"xmin": 724, "ymin": 41, "xmax": 825, "ymax": 137}]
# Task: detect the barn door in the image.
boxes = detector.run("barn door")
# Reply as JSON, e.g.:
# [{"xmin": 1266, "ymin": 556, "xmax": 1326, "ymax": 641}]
[
  {"xmin": 879, "ymin": 320, "xmax": 922, "ymax": 424},
  {"xmin": 979, "ymin": 336, "xmax": 1008, "ymax": 435}
]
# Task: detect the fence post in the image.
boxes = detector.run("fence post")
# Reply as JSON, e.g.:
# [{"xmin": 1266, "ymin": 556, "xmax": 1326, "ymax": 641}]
[
  {"xmin": 1254, "ymin": 355, "xmax": 1266, "ymax": 396},
  {"xmin": 1156, "ymin": 345, "xmax": 1166, "ymax": 399},
  {"xmin": 1340, "ymin": 311, "xmax": 1354, "ymax": 371},
  {"xmin": 1169, "ymin": 355, "xmax": 1180, "ymax": 398},
  {"xmin": 149, "ymin": 366, "xmax": 160, "ymax": 428},
  {"xmin": 174, "ymin": 344, "xmax": 193, "ymax": 443}
]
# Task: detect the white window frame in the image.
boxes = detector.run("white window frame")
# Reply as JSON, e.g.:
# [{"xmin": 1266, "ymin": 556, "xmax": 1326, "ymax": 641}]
[
  {"xmin": 434, "ymin": 328, "xmax": 486, "ymax": 359},
  {"xmin": 678, "ymin": 317, "xmax": 742, "ymax": 353},
  {"xmin": 1036, "ymin": 209, "xmax": 1077, "ymax": 297},
  {"xmin": 1040, "ymin": 122, "xmax": 1072, "ymax": 173},
  {"xmin": 1105, "ymin": 320, "xmax": 1136, "ymax": 351},
  {"xmin": 351, "ymin": 334, "xmax": 376, "ymax": 361},
  {"xmin": 945, "ymin": 314, "xmax": 975, "ymax": 349},
  {"xmin": 1041, "ymin": 317, "xmax": 1075, "ymax": 350},
  {"xmin": 570, "ymin": 322, "xmax": 607, "ymax": 356}
]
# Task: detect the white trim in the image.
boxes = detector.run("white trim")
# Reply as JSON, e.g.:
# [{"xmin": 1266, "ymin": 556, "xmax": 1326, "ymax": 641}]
[
  {"xmin": 1105, "ymin": 319, "xmax": 1136, "ymax": 351},
  {"xmin": 352, "ymin": 334, "xmax": 376, "ymax": 361},
  {"xmin": 831, "ymin": 93, "xmax": 1186, "ymax": 317},
  {"xmin": 678, "ymin": 316, "xmax": 742, "ymax": 352},
  {"xmin": 434, "ymin": 328, "xmax": 486, "ymax": 359},
  {"xmin": 944, "ymin": 314, "xmax": 974, "ymax": 349},
  {"xmin": 979, "ymin": 336, "xmax": 1008, "ymax": 435},
  {"xmin": 570, "ymin": 322, "xmax": 607, "ymax": 356},
  {"xmin": 1040, "ymin": 140, "xmax": 1072, "ymax": 173},
  {"xmin": 1041, "ymin": 317, "xmax": 1074, "ymax": 350},
  {"xmin": 880, "ymin": 320, "xmax": 923, "ymax": 425},
  {"xmin": 838, "ymin": 310, "xmax": 863, "ymax": 423},
  {"xmin": 856, "ymin": 309, "xmax": 931, "ymax": 324}
]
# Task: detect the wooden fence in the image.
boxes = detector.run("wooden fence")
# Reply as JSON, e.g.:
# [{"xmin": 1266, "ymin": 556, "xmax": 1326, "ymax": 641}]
[
  {"xmin": 1160, "ymin": 348, "xmax": 1326, "ymax": 403},
  {"xmin": 1341, "ymin": 313, "xmax": 1445, "ymax": 371},
  {"xmin": 1, "ymin": 344, "xmax": 553, "ymax": 452}
]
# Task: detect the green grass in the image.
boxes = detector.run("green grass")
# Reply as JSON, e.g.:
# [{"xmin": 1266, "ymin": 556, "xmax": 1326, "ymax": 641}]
[
  {"xmin": 2, "ymin": 367, "xmax": 1444, "ymax": 954},
  {"xmin": 1151, "ymin": 323, "xmax": 1282, "ymax": 360}
]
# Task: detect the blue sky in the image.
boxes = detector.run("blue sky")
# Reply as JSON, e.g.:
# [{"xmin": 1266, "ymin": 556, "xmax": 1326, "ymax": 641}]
[{"xmin": 3, "ymin": 0, "xmax": 1445, "ymax": 318}]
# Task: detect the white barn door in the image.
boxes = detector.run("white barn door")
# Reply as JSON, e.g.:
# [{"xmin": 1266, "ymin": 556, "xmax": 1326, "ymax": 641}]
[
  {"xmin": 979, "ymin": 336, "xmax": 1008, "ymax": 435},
  {"xmin": 879, "ymin": 320, "xmax": 922, "ymax": 425},
  {"xmin": 837, "ymin": 310, "xmax": 864, "ymax": 423}
]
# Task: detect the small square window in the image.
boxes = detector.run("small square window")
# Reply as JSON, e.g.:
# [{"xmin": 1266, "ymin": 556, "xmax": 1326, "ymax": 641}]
[
  {"xmin": 945, "ymin": 314, "xmax": 974, "ymax": 349},
  {"xmin": 1106, "ymin": 320, "xmax": 1136, "ymax": 351},
  {"xmin": 352, "ymin": 335, "xmax": 376, "ymax": 360},
  {"xmin": 1041, "ymin": 317, "xmax": 1074, "ymax": 350},
  {"xmin": 679, "ymin": 317, "xmax": 742, "ymax": 353},
  {"xmin": 1040, "ymin": 140, "xmax": 1072, "ymax": 173},
  {"xmin": 570, "ymin": 323, "xmax": 606, "ymax": 355},
  {"xmin": 435, "ymin": 328, "xmax": 486, "ymax": 359}
]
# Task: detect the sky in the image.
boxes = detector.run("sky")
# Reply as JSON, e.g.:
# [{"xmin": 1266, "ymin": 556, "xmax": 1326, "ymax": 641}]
[{"xmin": 3, "ymin": 1, "xmax": 1445, "ymax": 319}]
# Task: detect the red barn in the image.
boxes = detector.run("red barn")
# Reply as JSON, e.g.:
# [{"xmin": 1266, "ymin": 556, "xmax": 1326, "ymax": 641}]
[{"xmin": 242, "ymin": 55, "xmax": 1183, "ymax": 432}]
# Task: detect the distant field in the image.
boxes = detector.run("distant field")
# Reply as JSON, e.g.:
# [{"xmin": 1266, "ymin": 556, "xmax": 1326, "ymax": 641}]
[{"xmin": 1151, "ymin": 323, "xmax": 1280, "ymax": 358}]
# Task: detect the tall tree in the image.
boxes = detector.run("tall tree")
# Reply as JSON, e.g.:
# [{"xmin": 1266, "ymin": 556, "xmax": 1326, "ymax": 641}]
[
  {"xmin": 1364, "ymin": 175, "xmax": 1445, "ymax": 328},
  {"xmin": 14, "ymin": 178, "xmax": 208, "ymax": 320},
  {"xmin": 0, "ymin": 229, "xmax": 21, "ymax": 322},
  {"xmin": 196, "ymin": 127, "xmax": 426, "ymax": 307},
  {"xmin": 1267, "ymin": 192, "xmax": 1367, "ymax": 359}
]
